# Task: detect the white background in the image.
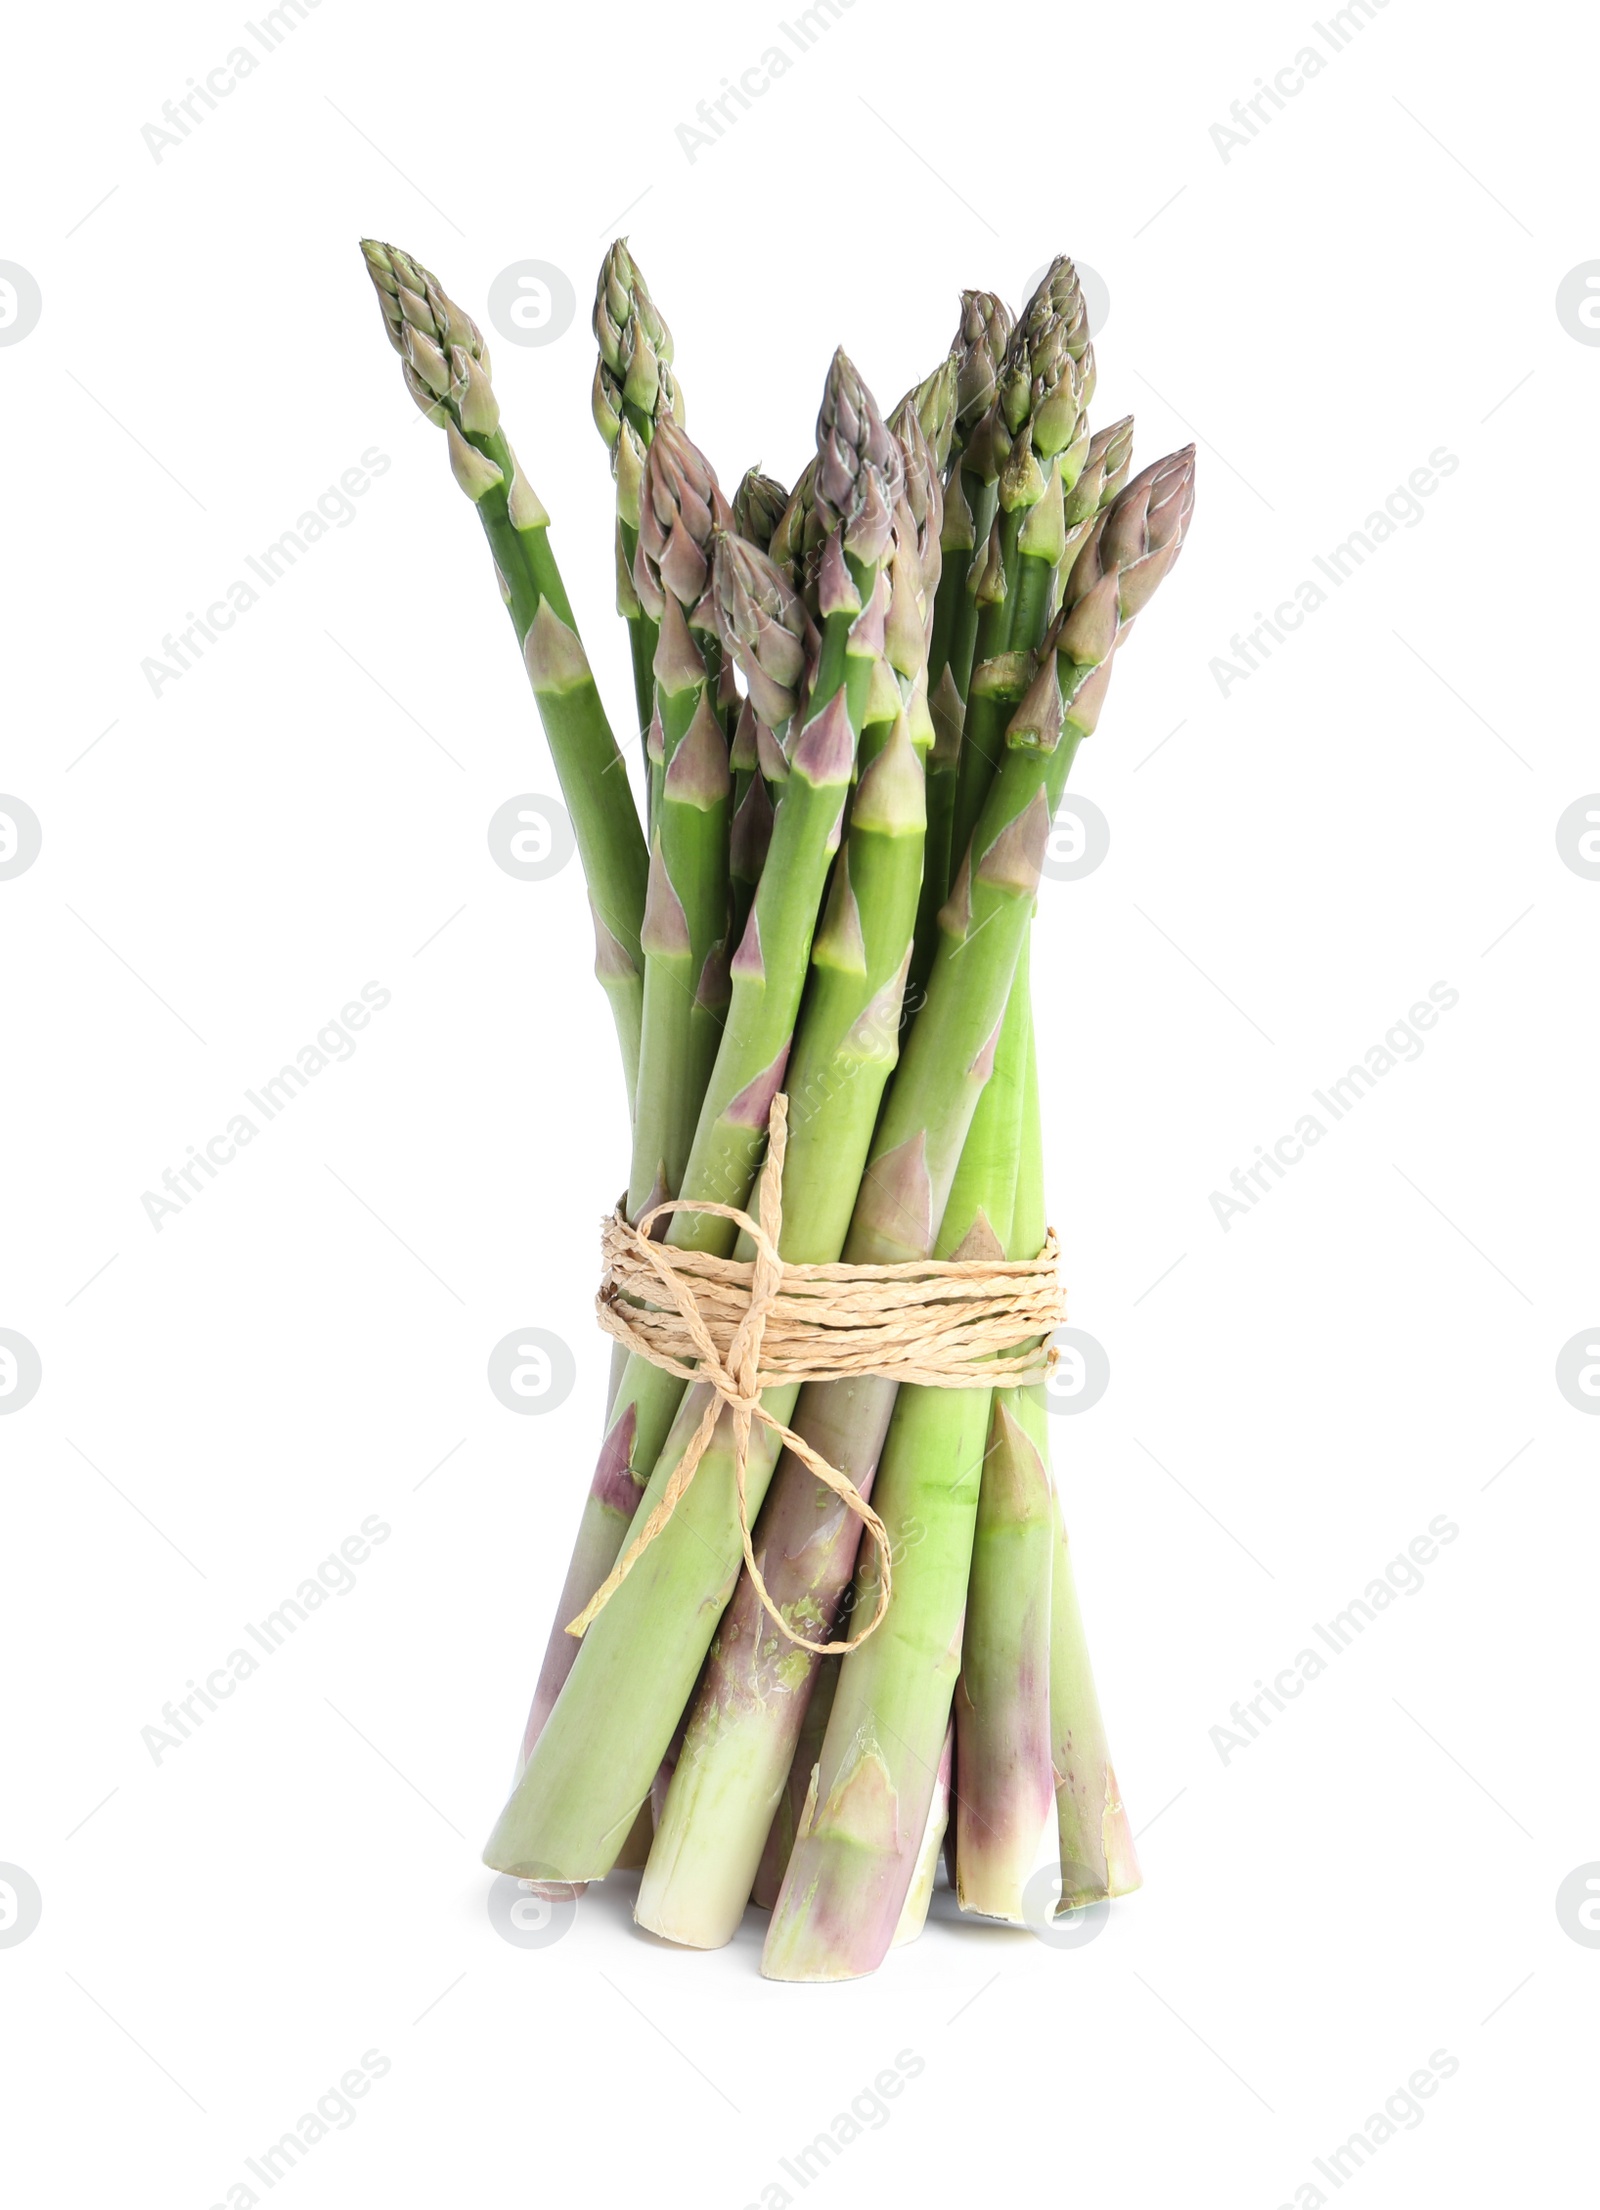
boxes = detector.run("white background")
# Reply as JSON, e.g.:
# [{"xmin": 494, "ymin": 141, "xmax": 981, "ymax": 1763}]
[{"xmin": 2, "ymin": 0, "xmax": 1596, "ymax": 2202}]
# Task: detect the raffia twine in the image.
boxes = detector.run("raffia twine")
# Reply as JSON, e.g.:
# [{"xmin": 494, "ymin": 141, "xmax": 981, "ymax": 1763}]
[{"xmin": 565, "ymin": 1092, "xmax": 1067, "ymax": 1658}]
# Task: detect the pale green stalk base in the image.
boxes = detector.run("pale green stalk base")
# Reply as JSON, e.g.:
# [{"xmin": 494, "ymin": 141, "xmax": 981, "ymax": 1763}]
[
  {"xmin": 1049, "ymin": 1482, "xmax": 1142, "ymax": 1906},
  {"xmin": 954, "ymin": 1382, "xmax": 1057, "ymax": 1922},
  {"xmin": 956, "ymin": 1007, "xmax": 1060, "ymax": 1922}
]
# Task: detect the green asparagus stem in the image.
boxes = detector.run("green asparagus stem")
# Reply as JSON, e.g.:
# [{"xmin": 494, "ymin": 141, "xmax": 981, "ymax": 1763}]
[
  {"xmin": 887, "ymin": 389, "xmax": 946, "ymax": 706},
  {"xmin": 759, "ymin": 959, "xmax": 1030, "ymax": 1980},
  {"xmin": 948, "ymin": 413, "xmax": 1132, "ymax": 897},
  {"xmin": 634, "ymin": 446, "xmax": 1196, "ymax": 1940},
  {"xmin": 1048, "ymin": 1487, "xmax": 1142, "ymax": 1908},
  {"xmin": 911, "ymin": 290, "xmax": 1016, "ymax": 992},
  {"xmin": 1030, "ymin": 983, "xmax": 1139, "ymax": 1910},
  {"xmin": 929, "ymin": 290, "xmax": 1014, "ymax": 701},
  {"xmin": 954, "ymin": 1012, "xmax": 1057, "ymax": 1921},
  {"xmin": 910, "ymin": 622, "xmax": 965, "ymax": 997},
  {"xmin": 626, "ymin": 418, "xmax": 734, "ymax": 1221},
  {"xmin": 360, "ymin": 240, "xmax": 650, "ymax": 1106},
  {"xmin": 953, "ymin": 1385, "xmax": 1056, "ymax": 1917},
  {"xmin": 728, "ymin": 699, "xmax": 773, "ymax": 948},
  {"xmin": 490, "ymin": 357, "xmax": 909, "ymax": 1850},
  {"xmin": 593, "ymin": 241, "xmax": 682, "ymax": 739},
  {"xmin": 947, "ymin": 258, "xmax": 1097, "ymax": 878},
  {"xmin": 921, "ymin": 396, "xmax": 1132, "ymax": 979}
]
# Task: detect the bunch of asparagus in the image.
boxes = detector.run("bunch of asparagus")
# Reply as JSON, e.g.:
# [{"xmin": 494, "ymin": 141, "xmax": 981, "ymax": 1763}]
[{"xmin": 361, "ymin": 237, "xmax": 1193, "ymax": 1979}]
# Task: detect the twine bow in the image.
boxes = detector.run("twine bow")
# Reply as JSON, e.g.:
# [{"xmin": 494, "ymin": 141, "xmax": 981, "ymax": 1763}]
[{"xmin": 567, "ymin": 1092, "xmax": 1067, "ymax": 1657}]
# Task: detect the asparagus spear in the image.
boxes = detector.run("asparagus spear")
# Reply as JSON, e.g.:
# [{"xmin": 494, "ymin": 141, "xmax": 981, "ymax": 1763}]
[
  {"xmin": 592, "ymin": 241, "xmax": 683, "ymax": 739},
  {"xmin": 1029, "ymin": 835, "xmax": 1131, "ymax": 1909},
  {"xmin": 769, "ymin": 457, "xmax": 820, "ymax": 605},
  {"xmin": 728, "ymin": 699, "xmax": 773, "ymax": 948},
  {"xmin": 911, "ymin": 352, "xmax": 961, "ymax": 476},
  {"xmin": 947, "ymin": 413, "xmax": 1133, "ymax": 911},
  {"xmin": 954, "ymin": 1014, "xmax": 1057, "ymax": 1920},
  {"xmin": 912, "ymin": 291, "xmax": 1018, "ymax": 989},
  {"xmin": 490, "ymin": 355, "xmax": 909, "ymax": 1840},
  {"xmin": 731, "ymin": 467, "xmax": 790, "ymax": 552},
  {"xmin": 946, "ymin": 258, "xmax": 1096, "ymax": 877},
  {"xmin": 887, "ymin": 389, "xmax": 946, "ymax": 675},
  {"xmin": 910, "ymin": 647, "xmax": 965, "ymax": 996},
  {"xmin": 360, "ymin": 241, "xmax": 650, "ymax": 1105},
  {"xmin": 953, "ymin": 1385, "xmax": 1058, "ymax": 1918},
  {"xmin": 633, "ymin": 447, "xmax": 1197, "ymax": 1939},
  {"xmin": 759, "ymin": 957, "xmax": 1030, "ymax": 1979},
  {"xmin": 971, "ymin": 1011, "xmax": 1142, "ymax": 1911},
  {"xmin": 626, "ymin": 419, "xmax": 734, "ymax": 1222},
  {"xmin": 1048, "ymin": 1476, "xmax": 1141, "ymax": 1906},
  {"xmin": 927, "ymin": 289, "xmax": 1014, "ymax": 702}
]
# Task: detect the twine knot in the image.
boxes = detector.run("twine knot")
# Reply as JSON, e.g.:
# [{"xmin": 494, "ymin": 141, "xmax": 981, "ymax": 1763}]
[{"xmin": 566, "ymin": 1093, "xmax": 1066, "ymax": 1656}]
